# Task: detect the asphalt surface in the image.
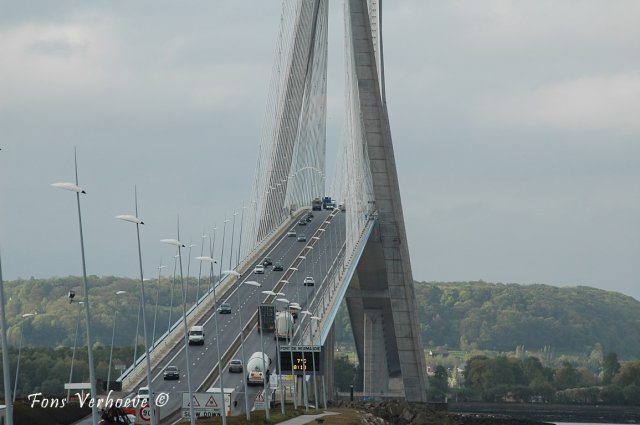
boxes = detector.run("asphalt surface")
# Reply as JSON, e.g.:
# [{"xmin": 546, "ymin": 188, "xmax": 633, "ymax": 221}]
[{"xmin": 76, "ymin": 208, "xmax": 346, "ymax": 424}]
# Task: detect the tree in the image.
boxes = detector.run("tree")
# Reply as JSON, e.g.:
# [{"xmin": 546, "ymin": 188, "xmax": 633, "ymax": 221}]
[
  {"xmin": 428, "ymin": 365, "xmax": 448, "ymax": 401},
  {"xmin": 555, "ymin": 361, "xmax": 580, "ymax": 389},
  {"xmin": 333, "ymin": 356, "xmax": 357, "ymax": 392},
  {"xmin": 602, "ymin": 352, "xmax": 620, "ymax": 384},
  {"xmin": 613, "ymin": 360, "xmax": 640, "ymax": 387}
]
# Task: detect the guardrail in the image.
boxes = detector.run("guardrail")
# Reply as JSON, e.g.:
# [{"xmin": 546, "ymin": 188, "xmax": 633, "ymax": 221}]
[{"xmin": 117, "ymin": 208, "xmax": 309, "ymax": 393}]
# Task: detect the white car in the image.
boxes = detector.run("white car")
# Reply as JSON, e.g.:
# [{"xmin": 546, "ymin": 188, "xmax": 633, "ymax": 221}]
[
  {"xmin": 135, "ymin": 386, "xmax": 150, "ymax": 405},
  {"xmin": 287, "ymin": 230, "xmax": 296, "ymax": 237},
  {"xmin": 254, "ymin": 264, "xmax": 265, "ymax": 274},
  {"xmin": 303, "ymin": 277, "xmax": 315, "ymax": 286}
]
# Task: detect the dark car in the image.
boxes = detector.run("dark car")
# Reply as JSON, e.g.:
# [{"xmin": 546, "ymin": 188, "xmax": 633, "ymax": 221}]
[
  {"xmin": 305, "ymin": 215, "xmax": 312, "ymax": 222},
  {"xmin": 163, "ymin": 365, "xmax": 180, "ymax": 380},
  {"xmin": 218, "ymin": 303, "xmax": 232, "ymax": 314},
  {"xmin": 262, "ymin": 257, "xmax": 273, "ymax": 266},
  {"xmin": 297, "ymin": 234, "xmax": 307, "ymax": 242},
  {"xmin": 298, "ymin": 219, "xmax": 307, "ymax": 226},
  {"xmin": 273, "ymin": 262, "xmax": 284, "ymax": 271},
  {"xmin": 228, "ymin": 359, "xmax": 243, "ymax": 373}
]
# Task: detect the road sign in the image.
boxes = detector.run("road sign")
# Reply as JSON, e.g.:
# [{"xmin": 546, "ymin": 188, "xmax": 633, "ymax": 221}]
[
  {"xmin": 136, "ymin": 404, "xmax": 158, "ymax": 424},
  {"xmin": 253, "ymin": 390, "xmax": 265, "ymax": 410},
  {"xmin": 280, "ymin": 345, "xmax": 321, "ymax": 352},
  {"xmin": 280, "ymin": 350, "xmax": 322, "ymax": 374},
  {"xmin": 182, "ymin": 392, "xmax": 228, "ymax": 419}
]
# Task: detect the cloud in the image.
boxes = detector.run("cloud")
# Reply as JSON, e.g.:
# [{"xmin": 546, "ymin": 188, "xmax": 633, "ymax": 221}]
[{"xmin": 478, "ymin": 73, "xmax": 640, "ymax": 130}]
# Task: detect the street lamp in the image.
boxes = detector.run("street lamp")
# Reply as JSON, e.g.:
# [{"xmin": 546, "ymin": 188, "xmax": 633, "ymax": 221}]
[
  {"xmin": 195, "ymin": 234, "xmax": 208, "ymax": 304},
  {"xmin": 13, "ymin": 312, "xmax": 36, "ymax": 401},
  {"xmin": 0, "ymin": 252, "xmax": 14, "ymax": 425},
  {"xmin": 229, "ymin": 210, "xmax": 238, "ymax": 270},
  {"xmin": 117, "ymin": 202, "xmax": 157, "ymax": 425},
  {"xmin": 51, "ymin": 152, "xmax": 100, "ymax": 425},
  {"xmin": 167, "ymin": 253, "xmax": 179, "ymax": 337},
  {"xmin": 106, "ymin": 291, "xmax": 127, "ymax": 392},
  {"xmin": 238, "ymin": 280, "xmax": 261, "ymax": 420},
  {"xmin": 303, "ymin": 312, "xmax": 320, "ymax": 410},
  {"xmin": 236, "ymin": 205, "xmax": 246, "ymax": 268},
  {"xmin": 274, "ymin": 297, "xmax": 291, "ymax": 414},
  {"xmin": 161, "ymin": 235, "xmax": 195, "ymax": 425},
  {"xmin": 152, "ymin": 263, "xmax": 166, "ymax": 346},
  {"xmin": 309, "ymin": 315, "xmax": 326, "ymax": 410},
  {"xmin": 68, "ymin": 301, "xmax": 84, "ymax": 402}
]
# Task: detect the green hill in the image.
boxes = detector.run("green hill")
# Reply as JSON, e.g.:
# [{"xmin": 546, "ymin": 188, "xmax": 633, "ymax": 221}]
[
  {"xmin": 417, "ymin": 281, "xmax": 640, "ymax": 357},
  {"xmin": 4, "ymin": 276, "xmax": 640, "ymax": 359},
  {"xmin": 334, "ymin": 281, "xmax": 640, "ymax": 359}
]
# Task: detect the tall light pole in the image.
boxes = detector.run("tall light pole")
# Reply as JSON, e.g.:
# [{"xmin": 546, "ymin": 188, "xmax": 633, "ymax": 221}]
[
  {"xmin": 209, "ymin": 226, "xmax": 218, "ymax": 293},
  {"xmin": 275, "ymin": 298, "xmax": 290, "ymax": 415},
  {"xmin": 198, "ymin": 253, "xmax": 226, "ymax": 422},
  {"xmin": 106, "ymin": 291, "xmax": 127, "ymax": 392},
  {"xmin": 240, "ymin": 281, "xmax": 261, "ymax": 420},
  {"xmin": 195, "ymin": 234, "xmax": 207, "ymax": 304},
  {"xmin": 67, "ymin": 301, "xmax": 84, "ymax": 402},
  {"xmin": 229, "ymin": 211, "xmax": 238, "ymax": 270},
  {"xmin": 303, "ymin": 312, "xmax": 320, "ymax": 410},
  {"xmin": 218, "ymin": 218, "xmax": 230, "ymax": 288},
  {"xmin": 166, "ymin": 253, "xmax": 179, "ymax": 336},
  {"xmin": 184, "ymin": 243, "xmax": 196, "ymax": 305},
  {"xmin": 152, "ymin": 263, "xmax": 166, "ymax": 347},
  {"xmin": 13, "ymin": 312, "xmax": 35, "ymax": 401},
  {"xmin": 161, "ymin": 234, "xmax": 195, "ymax": 425},
  {"xmin": 117, "ymin": 193, "xmax": 157, "ymax": 425},
  {"xmin": 256, "ymin": 295, "xmax": 270, "ymax": 420},
  {"xmin": 310, "ymin": 315, "xmax": 326, "ymax": 410},
  {"xmin": 0, "ymin": 252, "xmax": 14, "ymax": 425},
  {"xmin": 236, "ymin": 205, "xmax": 246, "ymax": 268},
  {"xmin": 52, "ymin": 152, "xmax": 100, "ymax": 425}
]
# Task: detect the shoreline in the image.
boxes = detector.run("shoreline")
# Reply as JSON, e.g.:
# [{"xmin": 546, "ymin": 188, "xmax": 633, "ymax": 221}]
[{"xmin": 449, "ymin": 402, "xmax": 640, "ymax": 424}]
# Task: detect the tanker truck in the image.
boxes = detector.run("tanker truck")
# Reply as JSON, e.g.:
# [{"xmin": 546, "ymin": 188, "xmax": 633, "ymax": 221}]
[
  {"xmin": 274, "ymin": 311, "xmax": 294, "ymax": 340},
  {"xmin": 246, "ymin": 352, "xmax": 271, "ymax": 386}
]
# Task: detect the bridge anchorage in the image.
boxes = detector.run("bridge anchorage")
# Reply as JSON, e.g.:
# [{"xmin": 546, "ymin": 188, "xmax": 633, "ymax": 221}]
[{"xmin": 117, "ymin": 0, "xmax": 426, "ymax": 420}]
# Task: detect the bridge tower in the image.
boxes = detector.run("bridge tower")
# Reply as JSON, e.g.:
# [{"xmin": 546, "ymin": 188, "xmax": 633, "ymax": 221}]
[
  {"xmin": 248, "ymin": 0, "xmax": 427, "ymax": 402},
  {"xmin": 338, "ymin": 0, "xmax": 427, "ymax": 401}
]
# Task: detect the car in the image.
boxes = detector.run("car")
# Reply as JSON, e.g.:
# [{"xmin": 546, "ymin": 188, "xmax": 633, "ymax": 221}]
[
  {"xmin": 228, "ymin": 359, "xmax": 243, "ymax": 373},
  {"xmin": 163, "ymin": 365, "xmax": 180, "ymax": 380},
  {"xmin": 305, "ymin": 215, "xmax": 312, "ymax": 222},
  {"xmin": 188, "ymin": 325, "xmax": 205, "ymax": 345},
  {"xmin": 273, "ymin": 262, "xmax": 284, "ymax": 271},
  {"xmin": 307, "ymin": 211, "xmax": 314, "ymax": 218},
  {"xmin": 303, "ymin": 276, "xmax": 315, "ymax": 286},
  {"xmin": 286, "ymin": 230, "xmax": 296, "ymax": 237},
  {"xmin": 262, "ymin": 257, "xmax": 273, "ymax": 266},
  {"xmin": 136, "ymin": 386, "xmax": 150, "ymax": 404},
  {"xmin": 218, "ymin": 303, "xmax": 232, "ymax": 314},
  {"xmin": 297, "ymin": 234, "xmax": 307, "ymax": 242},
  {"xmin": 253, "ymin": 264, "xmax": 265, "ymax": 274},
  {"xmin": 298, "ymin": 219, "xmax": 307, "ymax": 226}
]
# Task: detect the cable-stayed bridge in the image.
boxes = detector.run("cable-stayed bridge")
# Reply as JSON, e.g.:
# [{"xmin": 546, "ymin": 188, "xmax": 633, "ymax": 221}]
[{"xmin": 112, "ymin": 0, "xmax": 426, "ymax": 421}]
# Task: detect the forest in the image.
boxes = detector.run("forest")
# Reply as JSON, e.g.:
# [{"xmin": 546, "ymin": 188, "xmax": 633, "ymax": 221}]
[{"xmin": 3, "ymin": 275, "xmax": 640, "ymax": 399}]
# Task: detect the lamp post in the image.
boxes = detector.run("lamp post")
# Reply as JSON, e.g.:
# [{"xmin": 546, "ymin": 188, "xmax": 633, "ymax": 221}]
[
  {"xmin": 229, "ymin": 211, "xmax": 238, "ymax": 270},
  {"xmin": 218, "ymin": 218, "xmax": 230, "ymax": 290},
  {"xmin": 152, "ymin": 263, "xmax": 166, "ymax": 347},
  {"xmin": 195, "ymin": 234, "xmax": 208, "ymax": 305},
  {"xmin": 117, "ymin": 198, "xmax": 157, "ymax": 425},
  {"xmin": 236, "ymin": 205, "xmax": 246, "ymax": 268},
  {"xmin": 274, "ymin": 297, "xmax": 290, "ymax": 414},
  {"xmin": 161, "ymin": 235, "xmax": 195, "ymax": 425},
  {"xmin": 167, "ymin": 253, "xmax": 179, "ymax": 337},
  {"xmin": 13, "ymin": 312, "xmax": 35, "ymax": 401},
  {"xmin": 256, "ymin": 295, "xmax": 270, "ymax": 420},
  {"xmin": 310, "ymin": 316, "xmax": 326, "ymax": 410},
  {"xmin": 304, "ymin": 313, "xmax": 320, "ymax": 410},
  {"xmin": 0, "ymin": 252, "xmax": 14, "ymax": 425},
  {"xmin": 184, "ymin": 243, "xmax": 196, "ymax": 305},
  {"xmin": 198, "ymin": 257, "xmax": 227, "ymax": 425},
  {"xmin": 67, "ymin": 301, "xmax": 84, "ymax": 402},
  {"xmin": 52, "ymin": 154, "xmax": 100, "ymax": 425},
  {"xmin": 106, "ymin": 291, "xmax": 127, "ymax": 392},
  {"xmin": 240, "ymin": 281, "xmax": 261, "ymax": 420}
]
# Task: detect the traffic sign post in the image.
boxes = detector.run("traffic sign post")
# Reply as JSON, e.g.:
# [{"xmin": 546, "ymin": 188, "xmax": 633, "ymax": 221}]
[
  {"xmin": 182, "ymin": 392, "xmax": 229, "ymax": 419},
  {"xmin": 136, "ymin": 404, "xmax": 159, "ymax": 424}
]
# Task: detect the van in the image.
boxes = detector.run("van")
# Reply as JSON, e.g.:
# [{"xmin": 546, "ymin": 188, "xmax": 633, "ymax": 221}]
[{"xmin": 188, "ymin": 325, "xmax": 205, "ymax": 345}]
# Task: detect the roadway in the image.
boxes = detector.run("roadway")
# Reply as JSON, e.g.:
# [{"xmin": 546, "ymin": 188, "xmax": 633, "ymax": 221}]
[{"xmin": 78, "ymin": 208, "xmax": 346, "ymax": 424}]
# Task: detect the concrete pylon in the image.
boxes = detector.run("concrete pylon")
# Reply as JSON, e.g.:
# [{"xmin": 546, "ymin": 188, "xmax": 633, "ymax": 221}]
[{"xmin": 344, "ymin": 0, "xmax": 427, "ymax": 402}]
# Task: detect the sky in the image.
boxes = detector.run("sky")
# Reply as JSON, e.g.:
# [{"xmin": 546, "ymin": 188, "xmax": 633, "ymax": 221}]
[{"xmin": 1, "ymin": 1, "xmax": 639, "ymax": 300}]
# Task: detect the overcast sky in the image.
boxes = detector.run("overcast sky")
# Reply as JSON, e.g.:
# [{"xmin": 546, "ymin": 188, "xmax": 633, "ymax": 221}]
[{"xmin": 1, "ymin": 1, "xmax": 638, "ymax": 300}]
